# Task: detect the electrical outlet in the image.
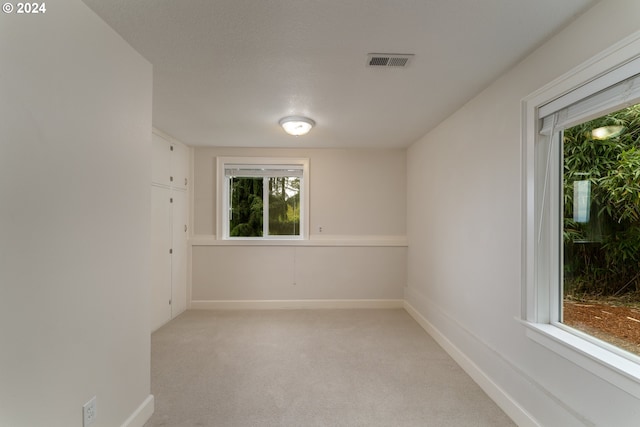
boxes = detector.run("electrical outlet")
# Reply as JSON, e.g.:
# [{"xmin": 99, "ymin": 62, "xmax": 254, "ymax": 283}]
[
  {"xmin": 83, "ymin": 396, "xmax": 97, "ymax": 426},
  {"xmin": 318, "ymin": 226, "xmax": 323, "ymax": 233}
]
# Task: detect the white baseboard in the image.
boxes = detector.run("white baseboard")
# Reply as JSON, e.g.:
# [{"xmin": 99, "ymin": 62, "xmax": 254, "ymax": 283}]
[
  {"xmin": 121, "ymin": 394, "xmax": 154, "ymax": 427},
  {"xmin": 403, "ymin": 301, "xmax": 539, "ymax": 427},
  {"xmin": 190, "ymin": 299, "xmax": 404, "ymax": 310}
]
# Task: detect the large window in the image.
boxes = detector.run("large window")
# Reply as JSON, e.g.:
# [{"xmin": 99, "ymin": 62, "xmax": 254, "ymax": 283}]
[
  {"xmin": 561, "ymin": 104, "xmax": 640, "ymax": 357},
  {"xmin": 217, "ymin": 157, "xmax": 309, "ymax": 239},
  {"xmin": 524, "ymin": 43, "xmax": 640, "ymax": 388},
  {"xmin": 535, "ymin": 70, "xmax": 640, "ymax": 357}
]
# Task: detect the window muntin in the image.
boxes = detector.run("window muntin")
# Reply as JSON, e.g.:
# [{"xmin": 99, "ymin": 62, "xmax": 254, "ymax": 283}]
[{"xmin": 218, "ymin": 158, "xmax": 309, "ymax": 240}]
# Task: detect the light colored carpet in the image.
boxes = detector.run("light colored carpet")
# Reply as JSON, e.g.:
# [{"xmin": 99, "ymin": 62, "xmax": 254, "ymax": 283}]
[{"xmin": 144, "ymin": 309, "xmax": 515, "ymax": 427}]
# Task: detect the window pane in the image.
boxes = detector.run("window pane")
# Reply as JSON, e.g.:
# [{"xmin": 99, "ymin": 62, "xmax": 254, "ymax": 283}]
[
  {"xmin": 268, "ymin": 177, "xmax": 300, "ymax": 236},
  {"xmin": 562, "ymin": 104, "xmax": 640, "ymax": 357},
  {"xmin": 229, "ymin": 177, "xmax": 263, "ymax": 237}
]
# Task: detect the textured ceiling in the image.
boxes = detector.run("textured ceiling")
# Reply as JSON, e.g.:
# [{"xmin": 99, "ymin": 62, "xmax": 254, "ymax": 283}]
[{"xmin": 82, "ymin": 0, "xmax": 597, "ymax": 148}]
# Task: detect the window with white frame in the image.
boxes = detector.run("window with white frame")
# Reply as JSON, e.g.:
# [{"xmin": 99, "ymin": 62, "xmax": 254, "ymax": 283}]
[
  {"xmin": 523, "ymin": 39, "xmax": 640, "ymax": 388},
  {"xmin": 217, "ymin": 157, "xmax": 309, "ymax": 239}
]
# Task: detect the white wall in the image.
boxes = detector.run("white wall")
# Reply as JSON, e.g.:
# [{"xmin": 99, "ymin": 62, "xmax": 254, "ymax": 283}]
[
  {"xmin": 194, "ymin": 147, "xmax": 406, "ymax": 237},
  {"xmin": 192, "ymin": 246, "xmax": 406, "ymax": 303},
  {"xmin": 406, "ymin": 0, "xmax": 640, "ymax": 425},
  {"xmin": 0, "ymin": 2, "xmax": 153, "ymax": 426},
  {"xmin": 192, "ymin": 147, "xmax": 406, "ymax": 304}
]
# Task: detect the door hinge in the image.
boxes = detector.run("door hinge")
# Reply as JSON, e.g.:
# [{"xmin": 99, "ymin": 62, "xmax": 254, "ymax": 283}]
[
  {"xmin": 170, "ymin": 197, "xmax": 173, "ymax": 203},
  {"xmin": 169, "ymin": 248, "xmax": 173, "ymax": 254}
]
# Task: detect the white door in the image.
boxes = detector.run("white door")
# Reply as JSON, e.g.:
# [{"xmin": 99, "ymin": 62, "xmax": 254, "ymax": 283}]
[
  {"xmin": 171, "ymin": 142, "xmax": 190, "ymax": 191},
  {"xmin": 151, "ymin": 133, "xmax": 172, "ymax": 187},
  {"xmin": 150, "ymin": 185, "xmax": 172, "ymax": 331},
  {"xmin": 171, "ymin": 189, "xmax": 188, "ymax": 317}
]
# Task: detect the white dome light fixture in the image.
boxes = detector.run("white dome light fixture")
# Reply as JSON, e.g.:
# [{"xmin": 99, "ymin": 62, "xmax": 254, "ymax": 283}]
[{"xmin": 279, "ymin": 116, "xmax": 315, "ymax": 136}]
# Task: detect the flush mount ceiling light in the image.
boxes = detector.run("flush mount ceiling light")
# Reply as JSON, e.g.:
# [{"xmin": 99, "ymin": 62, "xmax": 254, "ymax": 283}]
[
  {"xmin": 591, "ymin": 125, "xmax": 624, "ymax": 140},
  {"xmin": 279, "ymin": 116, "xmax": 315, "ymax": 136}
]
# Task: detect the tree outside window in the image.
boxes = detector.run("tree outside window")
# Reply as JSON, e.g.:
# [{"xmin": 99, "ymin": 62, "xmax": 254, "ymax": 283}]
[{"xmin": 219, "ymin": 158, "xmax": 308, "ymax": 240}]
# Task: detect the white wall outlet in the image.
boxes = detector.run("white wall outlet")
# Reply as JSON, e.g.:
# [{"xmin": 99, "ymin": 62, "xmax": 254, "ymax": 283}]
[
  {"xmin": 318, "ymin": 226, "xmax": 323, "ymax": 233},
  {"xmin": 83, "ymin": 396, "xmax": 97, "ymax": 426}
]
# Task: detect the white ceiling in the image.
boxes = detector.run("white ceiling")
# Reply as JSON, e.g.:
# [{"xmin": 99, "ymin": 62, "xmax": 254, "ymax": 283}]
[{"xmin": 82, "ymin": 0, "xmax": 597, "ymax": 149}]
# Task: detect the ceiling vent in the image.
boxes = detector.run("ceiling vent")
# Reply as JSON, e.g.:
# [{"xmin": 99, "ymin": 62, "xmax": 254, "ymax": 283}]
[{"xmin": 367, "ymin": 53, "xmax": 414, "ymax": 68}]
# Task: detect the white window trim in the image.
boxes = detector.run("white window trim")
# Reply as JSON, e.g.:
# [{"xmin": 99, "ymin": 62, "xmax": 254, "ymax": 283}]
[
  {"xmin": 216, "ymin": 156, "xmax": 310, "ymax": 240},
  {"xmin": 521, "ymin": 30, "xmax": 640, "ymax": 398}
]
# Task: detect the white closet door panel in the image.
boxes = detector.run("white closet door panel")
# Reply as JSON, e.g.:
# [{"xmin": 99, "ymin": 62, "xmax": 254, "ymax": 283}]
[
  {"xmin": 151, "ymin": 133, "xmax": 172, "ymax": 186},
  {"xmin": 171, "ymin": 190, "xmax": 188, "ymax": 317},
  {"xmin": 151, "ymin": 186, "xmax": 172, "ymax": 331},
  {"xmin": 172, "ymin": 142, "xmax": 190, "ymax": 190}
]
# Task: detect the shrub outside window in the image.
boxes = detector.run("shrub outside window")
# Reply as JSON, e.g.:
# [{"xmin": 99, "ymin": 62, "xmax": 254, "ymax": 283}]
[{"xmin": 561, "ymin": 104, "xmax": 640, "ymax": 357}]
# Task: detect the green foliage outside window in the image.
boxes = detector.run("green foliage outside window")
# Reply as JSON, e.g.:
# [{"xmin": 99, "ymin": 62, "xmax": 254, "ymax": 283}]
[
  {"xmin": 563, "ymin": 104, "xmax": 640, "ymax": 297},
  {"xmin": 229, "ymin": 176, "xmax": 300, "ymax": 237},
  {"xmin": 268, "ymin": 177, "xmax": 300, "ymax": 235},
  {"xmin": 230, "ymin": 177, "xmax": 263, "ymax": 237}
]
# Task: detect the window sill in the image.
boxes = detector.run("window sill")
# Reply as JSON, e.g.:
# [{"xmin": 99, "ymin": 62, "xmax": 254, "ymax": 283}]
[
  {"xmin": 521, "ymin": 320, "xmax": 640, "ymax": 399},
  {"xmin": 189, "ymin": 234, "xmax": 408, "ymax": 247}
]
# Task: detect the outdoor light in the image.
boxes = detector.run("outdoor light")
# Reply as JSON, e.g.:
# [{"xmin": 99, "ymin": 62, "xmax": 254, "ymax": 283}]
[
  {"xmin": 279, "ymin": 116, "xmax": 315, "ymax": 136},
  {"xmin": 591, "ymin": 125, "xmax": 624, "ymax": 140}
]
